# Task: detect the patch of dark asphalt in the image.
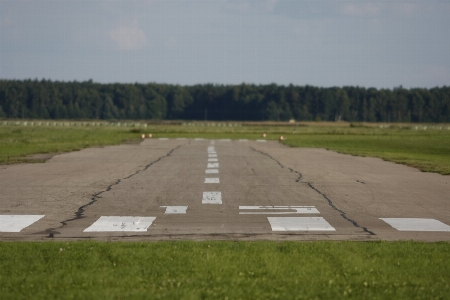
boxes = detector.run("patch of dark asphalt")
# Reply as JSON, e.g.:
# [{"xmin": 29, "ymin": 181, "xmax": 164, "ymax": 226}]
[
  {"xmin": 44, "ymin": 145, "xmax": 182, "ymax": 238},
  {"xmin": 250, "ymin": 146, "xmax": 374, "ymax": 235}
]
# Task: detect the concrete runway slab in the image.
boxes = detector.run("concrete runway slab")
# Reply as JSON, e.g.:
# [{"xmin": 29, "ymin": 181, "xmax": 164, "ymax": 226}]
[{"xmin": 0, "ymin": 139, "xmax": 448, "ymax": 241}]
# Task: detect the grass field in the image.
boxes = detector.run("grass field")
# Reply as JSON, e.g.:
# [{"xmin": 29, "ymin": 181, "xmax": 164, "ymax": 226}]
[
  {"xmin": 0, "ymin": 241, "xmax": 449, "ymax": 299},
  {"xmin": 1, "ymin": 121, "xmax": 449, "ymax": 174}
]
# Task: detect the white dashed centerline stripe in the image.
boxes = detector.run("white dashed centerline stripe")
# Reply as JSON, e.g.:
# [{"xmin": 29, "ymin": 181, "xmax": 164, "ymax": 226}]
[
  {"xmin": 208, "ymin": 158, "xmax": 218, "ymax": 162},
  {"xmin": 159, "ymin": 138, "xmax": 169, "ymax": 140},
  {"xmin": 207, "ymin": 163, "xmax": 219, "ymax": 168},
  {"xmin": 208, "ymin": 154, "xmax": 217, "ymax": 158},
  {"xmin": 202, "ymin": 192, "xmax": 222, "ymax": 204},
  {"xmin": 239, "ymin": 206, "xmax": 320, "ymax": 214},
  {"xmin": 256, "ymin": 140, "xmax": 266, "ymax": 142},
  {"xmin": 84, "ymin": 216, "xmax": 156, "ymax": 232},
  {"xmin": 0, "ymin": 215, "xmax": 45, "ymax": 232},
  {"xmin": 205, "ymin": 169, "xmax": 219, "ymax": 174},
  {"xmin": 205, "ymin": 178, "xmax": 220, "ymax": 183},
  {"xmin": 239, "ymin": 139, "xmax": 248, "ymax": 141},
  {"xmin": 161, "ymin": 206, "xmax": 188, "ymax": 214}
]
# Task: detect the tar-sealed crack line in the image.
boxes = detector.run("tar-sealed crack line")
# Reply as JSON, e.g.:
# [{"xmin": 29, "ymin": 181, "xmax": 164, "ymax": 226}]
[
  {"xmin": 250, "ymin": 147, "xmax": 302, "ymax": 182},
  {"xmin": 46, "ymin": 145, "xmax": 182, "ymax": 237},
  {"xmin": 307, "ymin": 182, "xmax": 375, "ymax": 235}
]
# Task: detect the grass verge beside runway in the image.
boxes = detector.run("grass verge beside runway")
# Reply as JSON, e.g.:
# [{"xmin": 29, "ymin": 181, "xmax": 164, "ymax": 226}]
[
  {"xmin": 1, "ymin": 122, "xmax": 449, "ymax": 174},
  {"xmin": 0, "ymin": 241, "xmax": 449, "ymax": 299}
]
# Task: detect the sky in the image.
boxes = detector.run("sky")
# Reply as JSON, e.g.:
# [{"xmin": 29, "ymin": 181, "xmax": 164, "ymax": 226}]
[{"xmin": 0, "ymin": 0, "xmax": 449, "ymax": 89}]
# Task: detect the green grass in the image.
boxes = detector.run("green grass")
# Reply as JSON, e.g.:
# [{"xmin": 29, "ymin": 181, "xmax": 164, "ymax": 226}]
[
  {"xmin": 1, "ymin": 122, "xmax": 450, "ymax": 174},
  {"xmin": 0, "ymin": 241, "xmax": 448, "ymax": 299}
]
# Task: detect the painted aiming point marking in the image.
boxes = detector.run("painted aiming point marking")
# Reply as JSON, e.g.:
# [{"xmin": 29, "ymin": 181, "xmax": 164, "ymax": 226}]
[
  {"xmin": 239, "ymin": 206, "xmax": 320, "ymax": 215},
  {"xmin": 208, "ymin": 158, "xmax": 218, "ymax": 162},
  {"xmin": 380, "ymin": 218, "xmax": 450, "ymax": 232},
  {"xmin": 207, "ymin": 163, "xmax": 219, "ymax": 168},
  {"xmin": 84, "ymin": 216, "xmax": 156, "ymax": 232},
  {"xmin": 205, "ymin": 178, "xmax": 220, "ymax": 183},
  {"xmin": 205, "ymin": 169, "xmax": 219, "ymax": 174},
  {"xmin": 161, "ymin": 206, "xmax": 188, "ymax": 214},
  {"xmin": 202, "ymin": 192, "xmax": 222, "ymax": 204},
  {"xmin": 0, "ymin": 215, "xmax": 45, "ymax": 232},
  {"xmin": 267, "ymin": 217, "xmax": 336, "ymax": 231}
]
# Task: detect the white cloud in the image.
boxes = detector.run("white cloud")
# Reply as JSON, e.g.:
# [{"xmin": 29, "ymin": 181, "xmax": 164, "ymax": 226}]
[
  {"xmin": 110, "ymin": 20, "xmax": 147, "ymax": 50},
  {"xmin": 341, "ymin": 3, "xmax": 381, "ymax": 16}
]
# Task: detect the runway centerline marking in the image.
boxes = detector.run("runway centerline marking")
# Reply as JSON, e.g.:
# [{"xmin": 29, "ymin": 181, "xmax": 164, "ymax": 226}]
[
  {"xmin": 161, "ymin": 206, "xmax": 188, "ymax": 214},
  {"xmin": 207, "ymin": 162, "xmax": 219, "ymax": 168},
  {"xmin": 239, "ymin": 206, "xmax": 320, "ymax": 214},
  {"xmin": 205, "ymin": 169, "xmax": 219, "ymax": 173},
  {"xmin": 268, "ymin": 217, "xmax": 336, "ymax": 231},
  {"xmin": 256, "ymin": 140, "xmax": 266, "ymax": 142},
  {"xmin": 84, "ymin": 216, "xmax": 156, "ymax": 232},
  {"xmin": 208, "ymin": 154, "xmax": 217, "ymax": 158},
  {"xmin": 202, "ymin": 192, "xmax": 222, "ymax": 204},
  {"xmin": 205, "ymin": 178, "xmax": 220, "ymax": 183},
  {"xmin": 380, "ymin": 218, "xmax": 450, "ymax": 232},
  {"xmin": 0, "ymin": 215, "xmax": 45, "ymax": 232},
  {"xmin": 208, "ymin": 158, "xmax": 218, "ymax": 162},
  {"xmin": 159, "ymin": 138, "xmax": 169, "ymax": 140}
]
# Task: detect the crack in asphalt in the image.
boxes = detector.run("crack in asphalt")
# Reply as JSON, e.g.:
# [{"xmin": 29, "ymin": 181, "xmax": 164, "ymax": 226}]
[
  {"xmin": 45, "ymin": 145, "xmax": 181, "ymax": 238},
  {"xmin": 250, "ymin": 146, "xmax": 375, "ymax": 235}
]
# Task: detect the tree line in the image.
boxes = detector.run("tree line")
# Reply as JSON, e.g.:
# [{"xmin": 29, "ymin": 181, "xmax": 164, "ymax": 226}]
[{"xmin": 0, "ymin": 79, "xmax": 449, "ymax": 122}]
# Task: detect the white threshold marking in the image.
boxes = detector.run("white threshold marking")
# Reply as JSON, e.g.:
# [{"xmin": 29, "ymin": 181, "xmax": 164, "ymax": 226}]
[
  {"xmin": 239, "ymin": 206, "xmax": 319, "ymax": 214},
  {"xmin": 208, "ymin": 154, "xmax": 218, "ymax": 158},
  {"xmin": 268, "ymin": 217, "xmax": 336, "ymax": 231},
  {"xmin": 380, "ymin": 218, "xmax": 450, "ymax": 232},
  {"xmin": 208, "ymin": 158, "xmax": 218, "ymax": 162},
  {"xmin": 84, "ymin": 216, "xmax": 156, "ymax": 232},
  {"xmin": 0, "ymin": 215, "xmax": 45, "ymax": 232},
  {"xmin": 159, "ymin": 138, "xmax": 169, "ymax": 140},
  {"xmin": 256, "ymin": 140, "xmax": 266, "ymax": 142},
  {"xmin": 205, "ymin": 169, "xmax": 219, "ymax": 174},
  {"xmin": 205, "ymin": 178, "xmax": 220, "ymax": 183},
  {"xmin": 207, "ymin": 162, "xmax": 219, "ymax": 168},
  {"xmin": 202, "ymin": 192, "xmax": 222, "ymax": 204},
  {"xmin": 161, "ymin": 206, "xmax": 188, "ymax": 214}
]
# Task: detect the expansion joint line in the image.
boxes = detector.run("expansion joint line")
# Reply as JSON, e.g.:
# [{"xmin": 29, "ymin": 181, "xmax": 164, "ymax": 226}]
[
  {"xmin": 51, "ymin": 145, "xmax": 182, "ymax": 235},
  {"xmin": 307, "ymin": 182, "xmax": 375, "ymax": 235},
  {"xmin": 250, "ymin": 147, "xmax": 302, "ymax": 182}
]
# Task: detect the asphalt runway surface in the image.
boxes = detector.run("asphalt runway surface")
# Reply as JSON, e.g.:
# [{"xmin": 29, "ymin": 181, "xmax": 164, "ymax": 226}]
[{"xmin": 1, "ymin": 139, "xmax": 449, "ymax": 241}]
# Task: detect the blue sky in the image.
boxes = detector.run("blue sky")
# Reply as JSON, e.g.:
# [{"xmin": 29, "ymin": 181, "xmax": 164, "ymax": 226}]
[{"xmin": 1, "ymin": 0, "xmax": 449, "ymax": 88}]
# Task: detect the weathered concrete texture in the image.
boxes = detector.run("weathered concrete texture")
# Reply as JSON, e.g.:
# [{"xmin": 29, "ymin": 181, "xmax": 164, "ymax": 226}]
[{"xmin": 0, "ymin": 139, "xmax": 448, "ymax": 241}]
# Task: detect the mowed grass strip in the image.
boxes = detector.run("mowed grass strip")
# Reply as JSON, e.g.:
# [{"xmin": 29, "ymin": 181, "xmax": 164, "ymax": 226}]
[
  {"xmin": 0, "ymin": 241, "xmax": 448, "ymax": 299},
  {"xmin": 1, "ymin": 123, "xmax": 450, "ymax": 174}
]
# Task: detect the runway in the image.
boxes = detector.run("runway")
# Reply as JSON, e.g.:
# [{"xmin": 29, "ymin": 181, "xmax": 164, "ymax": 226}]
[{"xmin": 1, "ymin": 139, "xmax": 449, "ymax": 241}]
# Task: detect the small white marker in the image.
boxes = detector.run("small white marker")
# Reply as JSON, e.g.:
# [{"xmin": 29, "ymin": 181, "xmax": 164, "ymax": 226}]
[
  {"xmin": 207, "ymin": 163, "xmax": 219, "ymax": 168},
  {"xmin": 148, "ymin": 134, "xmax": 153, "ymax": 138},
  {"xmin": 161, "ymin": 206, "xmax": 188, "ymax": 214},
  {"xmin": 202, "ymin": 192, "xmax": 222, "ymax": 204},
  {"xmin": 206, "ymin": 169, "xmax": 219, "ymax": 174},
  {"xmin": 205, "ymin": 178, "xmax": 220, "ymax": 183},
  {"xmin": 141, "ymin": 134, "xmax": 145, "ymax": 139},
  {"xmin": 208, "ymin": 158, "xmax": 218, "ymax": 162}
]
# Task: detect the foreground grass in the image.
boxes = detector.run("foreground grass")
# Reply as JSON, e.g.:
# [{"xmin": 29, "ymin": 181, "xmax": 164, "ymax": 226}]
[
  {"xmin": 1, "ymin": 122, "xmax": 449, "ymax": 174},
  {"xmin": 0, "ymin": 241, "xmax": 448, "ymax": 299}
]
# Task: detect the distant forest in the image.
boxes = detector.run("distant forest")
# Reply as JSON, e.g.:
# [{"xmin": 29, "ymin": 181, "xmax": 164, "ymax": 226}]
[{"xmin": 0, "ymin": 79, "xmax": 449, "ymax": 122}]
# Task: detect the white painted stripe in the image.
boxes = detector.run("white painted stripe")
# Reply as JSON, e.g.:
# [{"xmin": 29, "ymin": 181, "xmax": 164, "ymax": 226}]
[
  {"xmin": 159, "ymin": 138, "xmax": 169, "ymax": 140},
  {"xmin": 239, "ymin": 139, "xmax": 248, "ymax": 141},
  {"xmin": 205, "ymin": 169, "xmax": 219, "ymax": 174},
  {"xmin": 267, "ymin": 217, "xmax": 336, "ymax": 231},
  {"xmin": 194, "ymin": 138, "xmax": 205, "ymax": 141},
  {"xmin": 176, "ymin": 138, "xmax": 186, "ymax": 140},
  {"xmin": 208, "ymin": 158, "xmax": 218, "ymax": 162},
  {"xmin": 202, "ymin": 192, "xmax": 222, "ymax": 204},
  {"xmin": 205, "ymin": 178, "xmax": 220, "ymax": 183},
  {"xmin": 161, "ymin": 206, "xmax": 188, "ymax": 214},
  {"xmin": 84, "ymin": 216, "xmax": 156, "ymax": 232},
  {"xmin": 239, "ymin": 206, "xmax": 319, "ymax": 214},
  {"xmin": 380, "ymin": 218, "xmax": 450, "ymax": 232},
  {"xmin": 219, "ymin": 139, "xmax": 231, "ymax": 142},
  {"xmin": 0, "ymin": 215, "xmax": 45, "ymax": 232},
  {"xmin": 256, "ymin": 140, "xmax": 266, "ymax": 142},
  {"xmin": 207, "ymin": 146, "xmax": 215, "ymax": 151},
  {"xmin": 208, "ymin": 154, "xmax": 217, "ymax": 158},
  {"xmin": 207, "ymin": 162, "xmax": 219, "ymax": 168}
]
